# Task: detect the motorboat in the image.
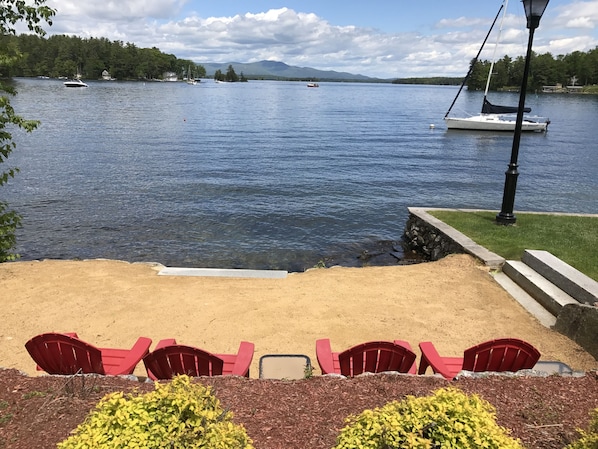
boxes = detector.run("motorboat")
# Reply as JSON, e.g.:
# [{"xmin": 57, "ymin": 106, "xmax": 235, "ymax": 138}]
[{"xmin": 64, "ymin": 79, "xmax": 88, "ymax": 88}]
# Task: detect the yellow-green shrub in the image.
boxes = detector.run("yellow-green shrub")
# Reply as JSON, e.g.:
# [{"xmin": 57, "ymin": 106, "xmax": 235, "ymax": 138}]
[
  {"xmin": 57, "ymin": 375, "xmax": 253, "ymax": 449},
  {"xmin": 334, "ymin": 387, "xmax": 523, "ymax": 449},
  {"xmin": 566, "ymin": 408, "xmax": 598, "ymax": 449}
]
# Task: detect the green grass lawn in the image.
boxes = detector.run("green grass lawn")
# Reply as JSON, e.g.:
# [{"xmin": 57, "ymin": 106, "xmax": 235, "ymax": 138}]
[{"xmin": 427, "ymin": 210, "xmax": 598, "ymax": 281}]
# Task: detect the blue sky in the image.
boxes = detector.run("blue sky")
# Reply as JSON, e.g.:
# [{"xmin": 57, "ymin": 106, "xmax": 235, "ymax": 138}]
[
  {"xmin": 184, "ymin": 1, "xmax": 497, "ymax": 33},
  {"xmin": 39, "ymin": 0, "xmax": 598, "ymax": 78}
]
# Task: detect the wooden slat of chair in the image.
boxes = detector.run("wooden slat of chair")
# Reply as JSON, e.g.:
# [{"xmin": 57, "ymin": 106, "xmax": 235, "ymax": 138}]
[
  {"xmin": 143, "ymin": 345, "xmax": 225, "ymax": 379},
  {"xmin": 462, "ymin": 338, "xmax": 540, "ymax": 374},
  {"xmin": 26, "ymin": 333, "xmax": 104, "ymax": 375},
  {"xmin": 338, "ymin": 341, "xmax": 417, "ymax": 377}
]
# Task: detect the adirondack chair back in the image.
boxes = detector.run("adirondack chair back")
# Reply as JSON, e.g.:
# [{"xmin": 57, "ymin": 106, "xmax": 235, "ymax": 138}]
[
  {"xmin": 143, "ymin": 345, "xmax": 225, "ymax": 379},
  {"xmin": 462, "ymin": 338, "xmax": 540, "ymax": 373},
  {"xmin": 25, "ymin": 333, "xmax": 105, "ymax": 375},
  {"xmin": 338, "ymin": 341, "xmax": 417, "ymax": 377}
]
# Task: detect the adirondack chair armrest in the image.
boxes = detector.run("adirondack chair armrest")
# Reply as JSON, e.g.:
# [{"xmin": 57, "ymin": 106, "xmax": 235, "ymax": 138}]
[
  {"xmin": 393, "ymin": 340, "xmax": 414, "ymax": 351},
  {"xmin": 230, "ymin": 341, "xmax": 255, "ymax": 377},
  {"xmin": 154, "ymin": 338, "xmax": 178, "ymax": 350},
  {"xmin": 418, "ymin": 341, "xmax": 453, "ymax": 379},
  {"xmin": 110, "ymin": 337, "xmax": 152, "ymax": 375},
  {"xmin": 315, "ymin": 338, "xmax": 336, "ymax": 374}
]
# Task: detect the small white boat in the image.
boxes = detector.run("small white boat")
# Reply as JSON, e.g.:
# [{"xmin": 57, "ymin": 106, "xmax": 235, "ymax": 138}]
[
  {"xmin": 307, "ymin": 83, "xmax": 319, "ymax": 88},
  {"xmin": 64, "ymin": 79, "xmax": 88, "ymax": 88}
]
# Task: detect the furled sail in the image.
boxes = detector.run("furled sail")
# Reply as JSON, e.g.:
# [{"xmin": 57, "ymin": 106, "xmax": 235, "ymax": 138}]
[{"xmin": 481, "ymin": 98, "xmax": 531, "ymax": 114}]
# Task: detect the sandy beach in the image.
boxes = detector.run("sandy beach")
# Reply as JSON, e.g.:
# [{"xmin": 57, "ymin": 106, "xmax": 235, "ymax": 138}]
[{"xmin": 1, "ymin": 254, "xmax": 595, "ymax": 378}]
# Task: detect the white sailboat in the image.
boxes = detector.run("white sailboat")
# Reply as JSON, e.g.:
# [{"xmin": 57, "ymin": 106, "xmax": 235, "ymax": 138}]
[
  {"xmin": 444, "ymin": 0, "xmax": 549, "ymax": 132},
  {"xmin": 186, "ymin": 65, "xmax": 197, "ymax": 85}
]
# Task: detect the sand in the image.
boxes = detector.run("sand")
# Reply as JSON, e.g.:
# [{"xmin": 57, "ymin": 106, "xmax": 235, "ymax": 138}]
[{"xmin": 1, "ymin": 254, "xmax": 595, "ymax": 378}]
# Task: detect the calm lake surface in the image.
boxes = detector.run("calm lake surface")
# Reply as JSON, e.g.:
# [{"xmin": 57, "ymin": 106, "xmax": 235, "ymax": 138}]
[{"xmin": 5, "ymin": 78, "xmax": 597, "ymax": 271}]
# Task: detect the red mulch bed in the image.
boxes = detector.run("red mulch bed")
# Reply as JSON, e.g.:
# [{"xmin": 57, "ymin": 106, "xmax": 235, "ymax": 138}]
[{"xmin": 0, "ymin": 368, "xmax": 596, "ymax": 448}]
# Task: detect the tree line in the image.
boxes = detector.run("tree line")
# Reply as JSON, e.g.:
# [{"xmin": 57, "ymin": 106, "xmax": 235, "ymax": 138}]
[
  {"xmin": 0, "ymin": 33, "xmax": 207, "ymax": 81},
  {"xmin": 214, "ymin": 65, "xmax": 248, "ymax": 83},
  {"xmin": 393, "ymin": 47, "xmax": 598, "ymax": 92}
]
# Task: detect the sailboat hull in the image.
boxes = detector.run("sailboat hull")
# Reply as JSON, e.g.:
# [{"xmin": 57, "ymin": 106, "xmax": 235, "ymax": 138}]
[{"xmin": 445, "ymin": 115, "xmax": 547, "ymax": 132}]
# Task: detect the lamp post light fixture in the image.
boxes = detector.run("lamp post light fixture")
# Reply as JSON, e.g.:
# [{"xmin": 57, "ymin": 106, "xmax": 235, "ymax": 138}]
[{"xmin": 496, "ymin": 0, "xmax": 550, "ymax": 225}]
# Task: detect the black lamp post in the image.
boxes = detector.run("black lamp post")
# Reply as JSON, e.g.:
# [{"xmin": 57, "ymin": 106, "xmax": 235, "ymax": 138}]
[{"xmin": 496, "ymin": 0, "xmax": 549, "ymax": 225}]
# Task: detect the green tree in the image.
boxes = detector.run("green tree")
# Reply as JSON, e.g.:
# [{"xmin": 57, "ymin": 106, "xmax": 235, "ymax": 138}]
[
  {"xmin": 195, "ymin": 63, "xmax": 206, "ymax": 78},
  {"xmin": 467, "ymin": 58, "xmax": 490, "ymax": 90},
  {"xmin": 1, "ymin": 0, "xmax": 55, "ymax": 262},
  {"xmin": 532, "ymin": 52, "xmax": 561, "ymax": 88},
  {"xmin": 225, "ymin": 64, "xmax": 238, "ymax": 82},
  {"xmin": 138, "ymin": 47, "xmax": 169, "ymax": 79},
  {"xmin": 587, "ymin": 47, "xmax": 598, "ymax": 85},
  {"xmin": 492, "ymin": 55, "xmax": 512, "ymax": 88}
]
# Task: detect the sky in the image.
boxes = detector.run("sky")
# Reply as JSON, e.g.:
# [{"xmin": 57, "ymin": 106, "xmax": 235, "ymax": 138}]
[{"xmin": 28, "ymin": 0, "xmax": 598, "ymax": 78}]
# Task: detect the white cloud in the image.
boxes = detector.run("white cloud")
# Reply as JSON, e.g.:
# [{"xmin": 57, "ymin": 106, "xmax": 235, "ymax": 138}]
[
  {"xmin": 547, "ymin": 35, "xmax": 598, "ymax": 54},
  {"xmin": 565, "ymin": 16, "xmax": 595, "ymax": 28},
  {"xmin": 48, "ymin": 0, "xmax": 187, "ymax": 20},
  {"xmin": 26, "ymin": 3, "xmax": 598, "ymax": 78},
  {"xmin": 552, "ymin": 0, "xmax": 598, "ymax": 29}
]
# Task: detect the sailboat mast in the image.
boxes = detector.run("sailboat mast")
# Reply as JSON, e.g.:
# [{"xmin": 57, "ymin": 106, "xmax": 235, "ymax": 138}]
[
  {"xmin": 484, "ymin": 0, "xmax": 509, "ymax": 99},
  {"xmin": 444, "ymin": 3, "xmax": 505, "ymax": 119}
]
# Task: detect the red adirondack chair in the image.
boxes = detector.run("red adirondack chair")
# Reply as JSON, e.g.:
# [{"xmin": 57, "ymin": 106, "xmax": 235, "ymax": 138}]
[
  {"xmin": 143, "ymin": 339, "xmax": 255, "ymax": 380},
  {"xmin": 418, "ymin": 338, "xmax": 541, "ymax": 380},
  {"xmin": 25, "ymin": 332, "xmax": 152, "ymax": 376},
  {"xmin": 316, "ymin": 339, "xmax": 417, "ymax": 376}
]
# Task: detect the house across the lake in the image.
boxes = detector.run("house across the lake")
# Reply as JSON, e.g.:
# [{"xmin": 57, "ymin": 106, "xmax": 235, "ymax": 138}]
[
  {"xmin": 101, "ymin": 70, "xmax": 116, "ymax": 81},
  {"xmin": 542, "ymin": 81, "xmax": 585, "ymax": 94},
  {"xmin": 163, "ymin": 72, "xmax": 178, "ymax": 82}
]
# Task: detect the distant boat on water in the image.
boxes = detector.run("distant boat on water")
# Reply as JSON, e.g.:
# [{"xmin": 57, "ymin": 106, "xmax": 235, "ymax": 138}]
[
  {"xmin": 63, "ymin": 79, "xmax": 88, "ymax": 88},
  {"xmin": 186, "ymin": 65, "xmax": 198, "ymax": 85}
]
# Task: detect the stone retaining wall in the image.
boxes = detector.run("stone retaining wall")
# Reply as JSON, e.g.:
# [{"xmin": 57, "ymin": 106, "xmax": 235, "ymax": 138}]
[
  {"xmin": 402, "ymin": 212, "xmax": 465, "ymax": 261},
  {"xmin": 554, "ymin": 304, "xmax": 598, "ymax": 360}
]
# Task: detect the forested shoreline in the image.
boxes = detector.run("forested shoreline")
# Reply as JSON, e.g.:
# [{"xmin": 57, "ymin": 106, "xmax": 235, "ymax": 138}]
[
  {"xmin": 1, "ymin": 33, "xmax": 597, "ymax": 89},
  {"xmin": 465, "ymin": 47, "xmax": 598, "ymax": 92},
  {"xmin": 394, "ymin": 46, "xmax": 598, "ymax": 92},
  {"xmin": 0, "ymin": 34, "xmax": 206, "ymax": 81}
]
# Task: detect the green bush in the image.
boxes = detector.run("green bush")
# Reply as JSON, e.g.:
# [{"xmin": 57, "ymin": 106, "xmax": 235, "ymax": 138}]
[
  {"xmin": 566, "ymin": 408, "xmax": 598, "ymax": 449},
  {"xmin": 334, "ymin": 387, "xmax": 523, "ymax": 449},
  {"xmin": 57, "ymin": 375, "xmax": 253, "ymax": 449}
]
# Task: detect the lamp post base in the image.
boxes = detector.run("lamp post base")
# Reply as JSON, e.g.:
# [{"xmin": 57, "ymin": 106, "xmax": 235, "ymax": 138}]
[{"xmin": 496, "ymin": 211, "xmax": 517, "ymax": 225}]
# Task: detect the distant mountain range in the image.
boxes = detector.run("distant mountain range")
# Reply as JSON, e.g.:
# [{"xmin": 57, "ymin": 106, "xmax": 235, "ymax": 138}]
[{"xmin": 201, "ymin": 60, "xmax": 382, "ymax": 82}]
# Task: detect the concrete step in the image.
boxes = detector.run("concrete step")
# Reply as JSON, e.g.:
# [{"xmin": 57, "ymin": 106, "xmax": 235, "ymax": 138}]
[
  {"xmin": 492, "ymin": 272, "xmax": 556, "ymax": 328},
  {"xmin": 502, "ymin": 260, "xmax": 578, "ymax": 317},
  {"xmin": 158, "ymin": 267, "xmax": 288, "ymax": 279},
  {"xmin": 522, "ymin": 250, "xmax": 598, "ymax": 306}
]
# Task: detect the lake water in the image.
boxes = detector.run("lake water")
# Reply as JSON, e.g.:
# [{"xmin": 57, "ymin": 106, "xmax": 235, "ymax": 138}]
[{"xmin": 5, "ymin": 78, "xmax": 597, "ymax": 271}]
